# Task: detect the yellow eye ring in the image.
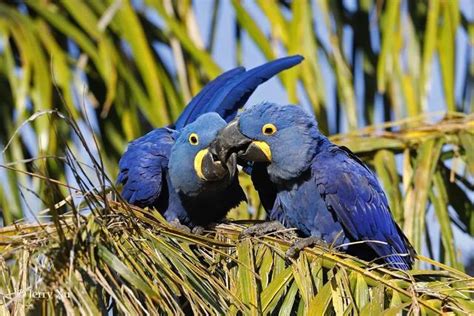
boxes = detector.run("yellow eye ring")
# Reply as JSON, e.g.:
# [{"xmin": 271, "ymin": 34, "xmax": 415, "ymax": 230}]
[
  {"xmin": 262, "ymin": 123, "xmax": 277, "ymax": 136},
  {"xmin": 188, "ymin": 133, "xmax": 199, "ymax": 145}
]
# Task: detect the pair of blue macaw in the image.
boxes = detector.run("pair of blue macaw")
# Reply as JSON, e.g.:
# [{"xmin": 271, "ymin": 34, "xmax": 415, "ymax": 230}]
[
  {"xmin": 118, "ymin": 56, "xmax": 415, "ymax": 270},
  {"xmin": 117, "ymin": 56, "xmax": 303, "ymax": 227}
]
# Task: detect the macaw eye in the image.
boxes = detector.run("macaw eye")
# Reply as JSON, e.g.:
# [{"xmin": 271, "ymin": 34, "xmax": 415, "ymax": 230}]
[
  {"xmin": 189, "ymin": 133, "xmax": 199, "ymax": 145},
  {"xmin": 262, "ymin": 123, "xmax": 277, "ymax": 136}
]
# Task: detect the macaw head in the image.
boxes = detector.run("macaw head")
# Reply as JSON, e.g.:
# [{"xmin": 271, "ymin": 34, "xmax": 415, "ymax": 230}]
[
  {"xmin": 210, "ymin": 103, "xmax": 320, "ymax": 182},
  {"xmin": 169, "ymin": 112, "xmax": 238, "ymax": 197}
]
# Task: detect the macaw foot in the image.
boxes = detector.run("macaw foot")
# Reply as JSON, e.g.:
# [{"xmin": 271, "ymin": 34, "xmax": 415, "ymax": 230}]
[
  {"xmin": 285, "ymin": 236, "xmax": 327, "ymax": 259},
  {"xmin": 239, "ymin": 221, "xmax": 286, "ymax": 239},
  {"xmin": 191, "ymin": 225, "xmax": 205, "ymax": 235},
  {"xmin": 169, "ymin": 219, "xmax": 191, "ymax": 233}
]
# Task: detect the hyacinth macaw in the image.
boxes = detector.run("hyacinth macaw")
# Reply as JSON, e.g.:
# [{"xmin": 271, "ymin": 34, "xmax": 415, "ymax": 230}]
[
  {"xmin": 211, "ymin": 103, "xmax": 415, "ymax": 269},
  {"xmin": 117, "ymin": 56, "xmax": 304, "ymax": 227}
]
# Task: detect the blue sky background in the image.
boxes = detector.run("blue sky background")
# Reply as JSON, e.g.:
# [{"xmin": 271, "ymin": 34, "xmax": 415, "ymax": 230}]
[{"xmin": 193, "ymin": 0, "xmax": 473, "ymax": 130}]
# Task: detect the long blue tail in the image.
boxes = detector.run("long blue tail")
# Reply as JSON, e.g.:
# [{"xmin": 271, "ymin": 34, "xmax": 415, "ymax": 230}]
[
  {"xmin": 173, "ymin": 67, "xmax": 244, "ymax": 129},
  {"xmin": 173, "ymin": 55, "xmax": 304, "ymax": 129}
]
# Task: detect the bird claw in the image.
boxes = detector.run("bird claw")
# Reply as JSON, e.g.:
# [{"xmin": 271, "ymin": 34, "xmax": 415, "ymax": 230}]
[
  {"xmin": 285, "ymin": 236, "xmax": 326, "ymax": 259},
  {"xmin": 169, "ymin": 219, "xmax": 191, "ymax": 233},
  {"xmin": 191, "ymin": 226, "xmax": 205, "ymax": 235},
  {"xmin": 169, "ymin": 220, "xmax": 207, "ymax": 235},
  {"xmin": 239, "ymin": 221, "xmax": 286, "ymax": 239}
]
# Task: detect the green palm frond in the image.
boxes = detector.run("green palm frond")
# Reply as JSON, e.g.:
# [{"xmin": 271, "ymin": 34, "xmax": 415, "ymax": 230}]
[{"xmin": 1, "ymin": 200, "xmax": 473, "ymax": 315}]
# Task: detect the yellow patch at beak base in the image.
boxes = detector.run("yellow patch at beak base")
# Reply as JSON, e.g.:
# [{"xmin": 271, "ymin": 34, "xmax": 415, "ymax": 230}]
[
  {"xmin": 194, "ymin": 148, "xmax": 209, "ymax": 180},
  {"xmin": 253, "ymin": 141, "xmax": 272, "ymax": 161}
]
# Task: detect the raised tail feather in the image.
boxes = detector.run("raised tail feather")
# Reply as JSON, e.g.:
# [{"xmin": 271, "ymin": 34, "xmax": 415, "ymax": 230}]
[{"xmin": 173, "ymin": 55, "xmax": 304, "ymax": 129}]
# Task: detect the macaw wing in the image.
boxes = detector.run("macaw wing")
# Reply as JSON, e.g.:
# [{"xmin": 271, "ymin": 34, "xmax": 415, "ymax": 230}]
[
  {"xmin": 314, "ymin": 145, "xmax": 414, "ymax": 269},
  {"xmin": 173, "ymin": 55, "xmax": 304, "ymax": 129},
  {"xmin": 204, "ymin": 55, "xmax": 304, "ymax": 122},
  {"xmin": 117, "ymin": 128, "xmax": 177, "ymax": 207}
]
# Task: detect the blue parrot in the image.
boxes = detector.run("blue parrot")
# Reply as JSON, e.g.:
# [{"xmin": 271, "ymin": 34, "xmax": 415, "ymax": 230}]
[
  {"xmin": 167, "ymin": 112, "xmax": 245, "ymax": 226},
  {"xmin": 117, "ymin": 56, "xmax": 304, "ymax": 227},
  {"xmin": 211, "ymin": 103, "xmax": 415, "ymax": 269}
]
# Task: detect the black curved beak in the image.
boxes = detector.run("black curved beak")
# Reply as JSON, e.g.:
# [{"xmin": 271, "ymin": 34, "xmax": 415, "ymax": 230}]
[
  {"xmin": 210, "ymin": 120, "xmax": 251, "ymax": 164},
  {"xmin": 209, "ymin": 120, "xmax": 272, "ymax": 166},
  {"xmin": 200, "ymin": 149, "xmax": 237, "ymax": 181}
]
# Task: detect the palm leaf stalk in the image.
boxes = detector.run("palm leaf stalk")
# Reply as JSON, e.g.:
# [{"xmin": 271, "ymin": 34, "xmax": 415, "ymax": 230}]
[
  {"xmin": 1, "ymin": 108, "xmax": 473, "ymax": 315},
  {"xmin": 1, "ymin": 200, "xmax": 473, "ymax": 314}
]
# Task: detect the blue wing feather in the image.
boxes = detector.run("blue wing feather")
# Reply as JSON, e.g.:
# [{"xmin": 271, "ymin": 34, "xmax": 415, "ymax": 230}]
[
  {"xmin": 314, "ymin": 145, "xmax": 415, "ymax": 269},
  {"xmin": 202, "ymin": 55, "xmax": 304, "ymax": 122},
  {"xmin": 173, "ymin": 67, "xmax": 245, "ymax": 129},
  {"xmin": 117, "ymin": 128, "xmax": 177, "ymax": 208},
  {"xmin": 174, "ymin": 55, "xmax": 304, "ymax": 128}
]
